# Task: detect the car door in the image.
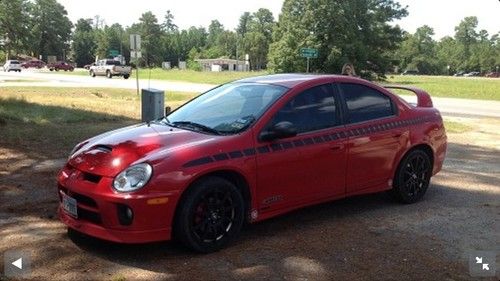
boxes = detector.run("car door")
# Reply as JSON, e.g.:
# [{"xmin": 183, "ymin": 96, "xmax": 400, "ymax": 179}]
[
  {"xmin": 337, "ymin": 83, "xmax": 403, "ymax": 194},
  {"xmin": 255, "ymin": 84, "xmax": 346, "ymax": 212}
]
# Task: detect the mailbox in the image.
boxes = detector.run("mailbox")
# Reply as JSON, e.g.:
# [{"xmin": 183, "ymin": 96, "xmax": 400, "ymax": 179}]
[{"xmin": 141, "ymin": 88, "xmax": 164, "ymax": 122}]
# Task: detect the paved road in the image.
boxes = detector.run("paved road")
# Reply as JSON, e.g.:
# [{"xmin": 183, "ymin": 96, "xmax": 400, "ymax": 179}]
[
  {"xmin": 0, "ymin": 69, "xmax": 214, "ymax": 93},
  {"xmin": 1, "ymin": 70, "xmax": 499, "ymax": 118}
]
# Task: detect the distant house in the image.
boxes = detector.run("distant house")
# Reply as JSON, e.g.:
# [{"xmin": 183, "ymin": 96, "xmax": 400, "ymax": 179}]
[{"xmin": 195, "ymin": 58, "xmax": 249, "ymax": 72}]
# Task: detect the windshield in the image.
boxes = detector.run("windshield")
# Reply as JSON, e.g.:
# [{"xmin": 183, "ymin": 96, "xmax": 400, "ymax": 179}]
[{"xmin": 166, "ymin": 82, "xmax": 288, "ymax": 134}]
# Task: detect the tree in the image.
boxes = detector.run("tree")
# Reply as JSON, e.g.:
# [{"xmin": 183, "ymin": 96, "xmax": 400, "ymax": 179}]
[
  {"xmin": 162, "ymin": 10, "xmax": 178, "ymax": 33},
  {"xmin": 30, "ymin": 0, "xmax": 73, "ymax": 60},
  {"xmin": 0, "ymin": 0, "xmax": 31, "ymax": 59},
  {"xmin": 134, "ymin": 11, "xmax": 163, "ymax": 66},
  {"xmin": 207, "ymin": 20, "xmax": 224, "ymax": 48},
  {"xmin": 269, "ymin": 0, "xmax": 408, "ymax": 78},
  {"xmin": 237, "ymin": 8, "xmax": 275, "ymax": 70},
  {"xmin": 454, "ymin": 16, "xmax": 478, "ymax": 70},
  {"xmin": 71, "ymin": 19, "xmax": 96, "ymax": 66},
  {"xmin": 397, "ymin": 26, "xmax": 441, "ymax": 74}
]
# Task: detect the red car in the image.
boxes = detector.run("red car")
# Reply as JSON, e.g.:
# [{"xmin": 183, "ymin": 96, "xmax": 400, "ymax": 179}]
[
  {"xmin": 21, "ymin": 60, "xmax": 45, "ymax": 69},
  {"xmin": 48, "ymin": 61, "xmax": 74, "ymax": 71},
  {"xmin": 58, "ymin": 74, "xmax": 447, "ymax": 252}
]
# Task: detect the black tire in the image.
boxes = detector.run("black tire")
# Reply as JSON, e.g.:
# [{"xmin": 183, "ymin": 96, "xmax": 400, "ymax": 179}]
[
  {"xmin": 391, "ymin": 149, "xmax": 432, "ymax": 204},
  {"xmin": 106, "ymin": 70, "xmax": 112, "ymax": 79},
  {"xmin": 90, "ymin": 70, "xmax": 96, "ymax": 77},
  {"xmin": 174, "ymin": 177, "xmax": 245, "ymax": 253},
  {"xmin": 123, "ymin": 74, "xmax": 130, "ymax": 79}
]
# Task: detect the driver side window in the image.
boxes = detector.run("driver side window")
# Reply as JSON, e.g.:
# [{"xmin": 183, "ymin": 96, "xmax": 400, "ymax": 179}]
[{"xmin": 269, "ymin": 84, "xmax": 337, "ymax": 134}]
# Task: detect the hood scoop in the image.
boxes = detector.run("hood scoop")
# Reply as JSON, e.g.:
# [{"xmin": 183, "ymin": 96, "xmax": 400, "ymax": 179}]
[{"xmin": 92, "ymin": 144, "xmax": 112, "ymax": 153}]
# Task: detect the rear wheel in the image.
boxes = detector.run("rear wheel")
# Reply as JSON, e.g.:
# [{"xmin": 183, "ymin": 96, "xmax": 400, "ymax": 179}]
[
  {"xmin": 391, "ymin": 149, "xmax": 432, "ymax": 203},
  {"xmin": 174, "ymin": 177, "xmax": 244, "ymax": 253},
  {"xmin": 106, "ymin": 70, "xmax": 112, "ymax": 79},
  {"xmin": 123, "ymin": 74, "xmax": 130, "ymax": 79}
]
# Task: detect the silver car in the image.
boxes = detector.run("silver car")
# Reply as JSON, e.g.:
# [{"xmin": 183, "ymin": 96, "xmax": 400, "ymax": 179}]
[{"xmin": 3, "ymin": 60, "xmax": 22, "ymax": 72}]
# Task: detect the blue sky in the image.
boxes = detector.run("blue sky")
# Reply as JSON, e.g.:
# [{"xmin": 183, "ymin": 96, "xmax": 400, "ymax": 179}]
[{"xmin": 58, "ymin": 0, "xmax": 499, "ymax": 39}]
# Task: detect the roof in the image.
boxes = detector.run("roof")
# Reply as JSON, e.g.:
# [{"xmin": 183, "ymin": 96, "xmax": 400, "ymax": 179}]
[{"xmin": 236, "ymin": 73, "xmax": 352, "ymax": 88}]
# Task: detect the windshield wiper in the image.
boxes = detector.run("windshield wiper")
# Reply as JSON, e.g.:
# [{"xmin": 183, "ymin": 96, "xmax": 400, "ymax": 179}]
[{"xmin": 171, "ymin": 121, "xmax": 222, "ymax": 135}]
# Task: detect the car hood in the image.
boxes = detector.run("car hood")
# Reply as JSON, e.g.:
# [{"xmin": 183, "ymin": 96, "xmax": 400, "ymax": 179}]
[{"xmin": 68, "ymin": 123, "xmax": 217, "ymax": 177}]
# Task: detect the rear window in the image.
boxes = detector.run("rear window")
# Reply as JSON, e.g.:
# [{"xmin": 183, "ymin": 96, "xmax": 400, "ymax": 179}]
[
  {"xmin": 106, "ymin": 60, "xmax": 121, "ymax": 66},
  {"xmin": 339, "ymin": 83, "xmax": 395, "ymax": 123}
]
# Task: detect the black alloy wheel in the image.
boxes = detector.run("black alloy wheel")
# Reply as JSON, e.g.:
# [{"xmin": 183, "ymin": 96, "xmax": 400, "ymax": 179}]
[
  {"xmin": 175, "ymin": 177, "xmax": 244, "ymax": 253},
  {"xmin": 392, "ymin": 149, "xmax": 432, "ymax": 203}
]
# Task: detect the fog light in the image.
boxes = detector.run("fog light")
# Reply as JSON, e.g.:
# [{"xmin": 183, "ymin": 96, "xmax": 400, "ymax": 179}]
[{"xmin": 117, "ymin": 204, "xmax": 134, "ymax": 226}]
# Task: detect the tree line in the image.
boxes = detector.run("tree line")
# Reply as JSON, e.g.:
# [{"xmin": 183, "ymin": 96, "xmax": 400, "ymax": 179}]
[{"xmin": 1, "ymin": 0, "xmax": 499, "ymax": 77}]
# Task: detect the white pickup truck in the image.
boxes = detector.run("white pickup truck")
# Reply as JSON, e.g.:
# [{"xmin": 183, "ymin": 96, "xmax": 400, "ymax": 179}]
[{"xmin": 89, "ymin": 59, "xmax": 131, "ymax": 79}]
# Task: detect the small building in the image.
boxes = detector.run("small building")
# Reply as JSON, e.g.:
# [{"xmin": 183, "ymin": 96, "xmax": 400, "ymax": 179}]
[{"xmin": 195, "ymin": 58, "xmax": 249, "ymax": 72}]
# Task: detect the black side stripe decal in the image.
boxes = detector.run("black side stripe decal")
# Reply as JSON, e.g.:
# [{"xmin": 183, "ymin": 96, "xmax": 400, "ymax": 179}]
[{"xmin": 182, "ymin": 116, "xmax": 438, "ymax": 168}]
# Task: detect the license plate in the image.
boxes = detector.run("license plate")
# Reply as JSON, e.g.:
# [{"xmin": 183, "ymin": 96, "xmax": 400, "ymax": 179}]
[{"xmin": 62, "ymin": 192, "xmax": 78, "ymax": 218}]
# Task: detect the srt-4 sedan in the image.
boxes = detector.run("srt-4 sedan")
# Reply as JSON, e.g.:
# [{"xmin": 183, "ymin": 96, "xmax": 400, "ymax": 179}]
[{"xmin": 58, "ymin": 74, "xmax": 447, "ymax": 252}]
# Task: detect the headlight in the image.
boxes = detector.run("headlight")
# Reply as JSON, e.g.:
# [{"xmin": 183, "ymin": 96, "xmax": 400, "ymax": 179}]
[{"xmin": 113, "ymin": 163, "xmax": 153, "ymax": 192}]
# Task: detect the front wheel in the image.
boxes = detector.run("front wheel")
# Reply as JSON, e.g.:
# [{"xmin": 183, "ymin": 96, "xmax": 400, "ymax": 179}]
[
  {"xmin": 106, "ymin": 70, "xmax": 112, "ymax": 79},
  {"xmin": 123, "ymin": 74, "xmax": 130, "ymax": 79},
  {"xmin": 391, "ymin": 149, "xmax": 432, "ymax": 204},
  {"xmin": 89, "ymin": 70, "xmax": 96, "ymax": 77},
  {"xmin": 174, "ymin": 177, "xmax": 245, "ymax": 253}
]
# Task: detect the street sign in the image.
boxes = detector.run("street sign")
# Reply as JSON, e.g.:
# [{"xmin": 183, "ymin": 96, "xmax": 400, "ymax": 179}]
[
  {"xmin": 300, "ymin": 48, "xmax": 318, "ymax": 58},
  {"xmin": 109, "ymin": 49, "xmax": 119, "ymax": 57},
  {"xmin": 130, "ymin": 34, "xmax": 141, "ymax": 51},
  {"xmin": 131, "ymin": 51, "xmax": 142, "ymax": 59}
]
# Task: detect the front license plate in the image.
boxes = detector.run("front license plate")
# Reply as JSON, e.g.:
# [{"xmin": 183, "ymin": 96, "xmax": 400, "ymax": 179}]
[{"xmin": 62, "ymin": 193, "xmax": 78, "ymax": 218}]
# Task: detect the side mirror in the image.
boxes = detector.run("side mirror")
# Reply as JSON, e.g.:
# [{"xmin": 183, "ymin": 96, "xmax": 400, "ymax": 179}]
[{"xmin": 260, "ymin": 121, "xmax": 297, "ymax": 142}]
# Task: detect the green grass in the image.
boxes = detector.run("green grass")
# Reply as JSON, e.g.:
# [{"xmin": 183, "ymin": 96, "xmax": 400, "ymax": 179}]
[
  {"xmin": 444, "ymin": 119, "xmax": 473, "ymax": 133},
  {"xmin": 386, "ymin": 75, "xmax": 500, "ymax": 101},
  {"xmin": 50, "ymin": 68, "xmax": 268, "ymax": 84},
  {"xmin": 0, "ymin": 87, "xmax": 198, "ymax": 159}
]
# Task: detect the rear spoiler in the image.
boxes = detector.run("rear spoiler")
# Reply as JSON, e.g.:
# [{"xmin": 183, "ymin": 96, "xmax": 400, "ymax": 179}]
[{"xmin": 383, "ymin": 85, "xmax": 433, "ymax": 107}]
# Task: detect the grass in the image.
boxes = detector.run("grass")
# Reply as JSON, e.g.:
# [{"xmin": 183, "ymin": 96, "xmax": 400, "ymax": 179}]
[
  {"xmin": 49, "ymin": 68, "xmax": 268, "ymax": 84},
  {"xmin": 443, "ymin": 119, "xmax": 473, "ymax": 133},
  {"xmin": 0, "ymin": 87, "xmax": 198, "ymax": 159},
  {"xmin": 386, "ymin": 75, "xmax": 500, "ymax": 101}
]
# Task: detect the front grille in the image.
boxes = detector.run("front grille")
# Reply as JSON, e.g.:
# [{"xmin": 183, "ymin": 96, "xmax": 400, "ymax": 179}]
[{"xmin": 82, "ymin": 172, "xmax": 101, "ymax": 184}]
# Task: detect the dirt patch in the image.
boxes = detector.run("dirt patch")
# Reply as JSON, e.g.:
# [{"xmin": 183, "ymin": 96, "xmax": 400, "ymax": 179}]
[{"xmin": 1, "ymin": 118, "xmax": 499, "ymax": 280}]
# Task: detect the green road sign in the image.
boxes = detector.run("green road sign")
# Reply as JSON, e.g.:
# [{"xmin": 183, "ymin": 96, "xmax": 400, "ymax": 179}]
[
  {"xmin": 300, "ymin": 48, "xmax": 318, "ymax": 58},
  {"xmin": 109, "ymin": 49, "xmax": 119, "ymax": 57}
]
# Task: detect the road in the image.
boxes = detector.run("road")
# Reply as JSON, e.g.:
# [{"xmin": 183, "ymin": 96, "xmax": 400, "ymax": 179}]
[
  {"xmin": 1, "ymin": 70, "xmax": 499, "ymax": 118},
  {"xmin": 0, "ymin": 69, "xmax": 214, "ymax": 93}
]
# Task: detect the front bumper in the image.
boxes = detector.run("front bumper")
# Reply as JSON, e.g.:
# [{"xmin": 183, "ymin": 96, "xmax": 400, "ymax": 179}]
[{"xmin": 57, "ymin": 164, "xmax": 177, "ymax": 243}]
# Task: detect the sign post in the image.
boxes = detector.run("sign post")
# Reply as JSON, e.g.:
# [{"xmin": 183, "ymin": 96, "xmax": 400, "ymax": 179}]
[
  {"xmin": 300, "ymin": 48, "xmax": 318, "ymax": 73},
  {"xmin": 130, "ymin": 34, "xmax": 142, "ymax": 95}
]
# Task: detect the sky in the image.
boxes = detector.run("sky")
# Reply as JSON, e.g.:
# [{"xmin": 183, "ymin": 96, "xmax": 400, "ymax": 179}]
[{"xmin": 58, "ymin": 0, "xmax": 499, "ymax": 39}]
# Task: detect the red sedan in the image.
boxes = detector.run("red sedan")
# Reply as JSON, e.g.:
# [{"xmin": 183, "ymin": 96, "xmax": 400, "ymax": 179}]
[
  {"xmin": 58, "ymin": 74, "xmax": 447, "ymax": 252},
  {"xmin": 48, "ymin": 61, "xmax": 74, "ymax": 71}
]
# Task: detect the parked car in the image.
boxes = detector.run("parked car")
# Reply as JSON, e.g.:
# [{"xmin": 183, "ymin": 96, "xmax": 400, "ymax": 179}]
[
  {"xmin": 401, "ymin": 70, "xmax": 419, "ymax": 75},
  {"xmin": 453, "ymin": 71, "xmax": 465, "ymax": 77},
  {"xmin": 463, "ymin": 71, "xmax": 480, "ymax": 77},
  {"xmin": 485, "ymin": 71, "xmax": 499, "ymax": 78},
  {"xmin": 21, "ymin": 60, "xmax": 45, "ymax": 69},
  {"xmin": 3, "ymin": 60, "xmax": 22, "ymax": 72},
  {"xmin": 89, "ymin": 59, "xmax": 131, "ymax": 79},
  {"xmin": 47, "ymin": 61, "xmax": 74, "ymax": 71},
  {"xmin": 58, "ymin": 74, "xmax": 447, "ymax": 252}
]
